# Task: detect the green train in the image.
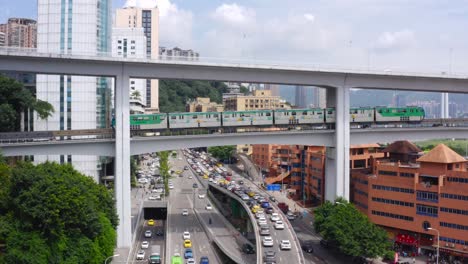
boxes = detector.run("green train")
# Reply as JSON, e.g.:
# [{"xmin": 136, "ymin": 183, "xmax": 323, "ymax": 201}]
[{"xmin": 112, "ymin": 106, "xmax": 425, "ymax": 131}]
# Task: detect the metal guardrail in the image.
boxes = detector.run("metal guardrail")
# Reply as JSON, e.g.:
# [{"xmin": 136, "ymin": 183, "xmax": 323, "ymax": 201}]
[{"xmin": 208, "ymin": 183, "xmax": 263, "ymax": 264}]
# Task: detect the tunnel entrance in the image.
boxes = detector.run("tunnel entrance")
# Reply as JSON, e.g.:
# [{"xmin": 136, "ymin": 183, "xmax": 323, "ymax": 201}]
[{"xmin": 143, "ymin": 201, "xmax": 168, "ymax": 220}]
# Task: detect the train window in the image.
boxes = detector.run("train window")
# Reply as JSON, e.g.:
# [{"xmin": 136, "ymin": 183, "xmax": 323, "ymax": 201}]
[
  {"xmin": 302, "ymin": 111, "xmax": 307, "ymax": 115},
  {"xmin": 213, "ymin": 114, "xmax": 219, "ymax": 118},
  {"xmin": 192, "ymin": 115, "xmax": 198, "ymax": 119},
  {"xmin": 171, "ymin": 116, "xmax": 176, "ymax": 119},
  {"xmin": 317, "ymin": 112, "xmax": 322, "ymax": 115},
  {"xmin": 240, "ymin": 114, "xmax": 245, "ymax": 117},
  {"xmin": 378, "ymin": 109, "xmax": 382, "ymax": 113},
  {"xmin": 160, "ymin": 116, "xmax": 165, "ymax": 120},
  {"xmin": 266, "ymin": 112, "xmax": 271, "ymax": 116},
  {"xmin": 328, "ymin": 111, "xmax": 333, "ymax": 114}
]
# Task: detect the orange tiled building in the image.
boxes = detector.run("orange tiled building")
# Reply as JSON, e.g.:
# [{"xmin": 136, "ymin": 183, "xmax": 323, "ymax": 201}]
[{"xmin": 352, "ymin": 141, "xmax": 468, "ymax": 259}]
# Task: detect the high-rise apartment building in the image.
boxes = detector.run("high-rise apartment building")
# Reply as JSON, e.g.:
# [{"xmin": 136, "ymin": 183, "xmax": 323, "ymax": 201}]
[
  {"xmin": 115, "ymin": 6, "xmax": 159, "ymax": 113},
  {"xmin": 35, "ymin": 0, "xmax": 112, "ymax": 181},
  {"xmin": 0, "ymin": 18, "xmax": 37, "ymax": 48},
  {"xmin": 313, "ymin": 87, "xmax": 326, "ymax": 108},
  {"xmin": 264, "ymin": 84, "xmax": 280, "ymax": 96},
  {"xmin": 159, "ymin": 47, "xmax": 199, "ymax": 60},
  {"xmin": 295, "ymin": 86, "xmax": 307, "ymax": 108},
  {"xmin": 351, "ymin": 141, "xmax": 468, "ymax": 260},
  {"xmin": 0, "ymin": 32, "xmax": 5, "ymax": 46},
  {"xmin": 112, "ymin": 27, "xmax": 147, "ymax": 114}
]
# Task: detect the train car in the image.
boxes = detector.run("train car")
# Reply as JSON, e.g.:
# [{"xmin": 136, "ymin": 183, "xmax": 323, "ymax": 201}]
[
  {"xmin": 129, "ymin": 113, "xmax": 168, "ymax": 130},
  {"xmin": 350, "ymin": 107, "xmax": 375, "ymax": 123},
  {"xmin": 222, "ymin": 110, "xmax": 273, "ymax": 127},
  {"xmin": 274, "ymin": 108, "xmax": 324, "ymax": 125},
  {"xmin": 375, "ymin": 106, "xmax": 424, "ymax": 122},
  {"xmin": 324, "ymin": 108, "xmax": 336, "ymax": 123},
  {"xmin": 168, "ymin": 112, "xmax": 221, "ymax": 129}
]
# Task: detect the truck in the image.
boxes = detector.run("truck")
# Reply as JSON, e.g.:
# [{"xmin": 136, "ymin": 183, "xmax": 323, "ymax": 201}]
[
  {"xmin": 148, "ymin": 245, "xmax": 161, "ymax": 264},
  {"xmin": 277, "ymin": 202, "xmax": 289, "ymax": 214}
]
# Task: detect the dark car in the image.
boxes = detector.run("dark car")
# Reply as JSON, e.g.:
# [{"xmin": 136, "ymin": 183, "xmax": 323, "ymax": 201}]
[
  {"xmin": 265, "ymin": 207, "xmax": 274, "ymax": 214},
  {"xmin": 155, "ymin": 229, "xmax": 164, "ymax": 236},
  {"xmin": 301, "ymin": 241, "xmax": 314, "ymax": 253},
  {"xmin": 261, "ymin": 201, "xmax": 270, "ymax": 208},
  {"xmin": 242, "ymin": 243, "xmax": 255, "ymax": 254},
  {"xmin": 199, "ymin": 256, "xmax": 209, "ymax": 264},
  {"xmin": 238, "ymin": 180, "xmax": 244, "ymax": 185},
  {"xmin": 263, "ymin": 251, "xmax": 276, "ymax": 262},
  {"xmin": 193, "ymin": 183, "xmax": 198, "ymax": 188},
  {"xmin": 269, "ymin": 196, "xmax": 276, "ymax": 202}
]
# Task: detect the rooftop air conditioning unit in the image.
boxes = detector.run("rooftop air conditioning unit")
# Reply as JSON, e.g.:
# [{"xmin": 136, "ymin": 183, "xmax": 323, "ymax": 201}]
[{"xmin": 451, "ymin": 243, "xmax": 455, "ymax": 248}]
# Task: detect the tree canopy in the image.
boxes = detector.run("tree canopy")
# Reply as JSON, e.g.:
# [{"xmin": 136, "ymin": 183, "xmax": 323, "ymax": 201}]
[
  {"xmin": 208, "ymin": 146, "xmax": 236, "ymax": 163},
  {"xmin": 0, "ymin": 159, "xmax": 118, "ymax": 264},
  {"xmin": 159, "ymin": 80, "xmax": 230, "ymax": 112},
  {"xmin": 314, "ymin": 198, "xmax": 393, "ymax": 259},
  {"xmin": 0, "ymin": 75, "xmax": 54, "ymax": 132},
  {"xmin": 158, "ymin": 151, "xmax": 171, "ymax": 196}
]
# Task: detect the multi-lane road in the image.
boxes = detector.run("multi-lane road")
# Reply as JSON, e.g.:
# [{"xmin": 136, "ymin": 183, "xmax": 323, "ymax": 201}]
[
  {"xmin": 166, "ymin": 155, "xmax": 221, "ymax": 264},
  {"xmin": 185, "ymin": 149, "xmax": 304, "ymax": 264}
]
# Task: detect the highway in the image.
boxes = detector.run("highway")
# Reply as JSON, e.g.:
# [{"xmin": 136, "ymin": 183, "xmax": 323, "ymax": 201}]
[
  {"xmin": 129, "ymin": 219, "xmax": 166, "ymax": 263},
  {"xmin": 189, "ymin": 150, "xmax": 304, "ymax": 264},
  {"xmin": 166, "ymin": 155, "xmax": 221, "ymax": 264}
]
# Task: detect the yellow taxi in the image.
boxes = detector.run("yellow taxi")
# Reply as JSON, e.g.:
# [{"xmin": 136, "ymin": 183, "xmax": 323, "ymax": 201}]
[
  {"xmin": 251, "ymin": 205, "xmax": 260, "ymax": 213},
  {"xmin": 203, "ymin": 174, "xmax": 209, "ymax": 179},
  {"xmin": 247, "ymin": 191, "xmax": 256, "ymax": 197},
  {"xmin": 176, "ymin": 170, "xmax": 182, "ymax": 174},
  {"xmin": 184, "ymin": 239, "xmax": 192, "ymax": 248},
  {"xmin": 148, "ymin": 219, "xmax": 155, "ymax": 226}
]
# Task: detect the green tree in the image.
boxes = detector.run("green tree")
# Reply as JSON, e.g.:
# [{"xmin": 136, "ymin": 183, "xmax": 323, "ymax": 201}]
[
  {"xmin": 0, "ymin": 75, "xmax": 54, "ymax": 132},
  {"xmin": 0, "ymin": 159, "xmax": 118, "ymax": 264},
  {"xmin": 130, "ymin": 156, "xmax": 138, "ymax": 188},
  {"xmin": 158, "ymin": 80, "xmax": 228, "ymax": 112},
  {"xmin": 208, "ymin": 146, "xmax": 236, "ymax": 163},
  {"xmin": 314, "ymin": 198, "xmax": 393, "ymax": 259},
  {"xmin": 158, "ymin": 151, "xmax": 171, "ymax": 196}
]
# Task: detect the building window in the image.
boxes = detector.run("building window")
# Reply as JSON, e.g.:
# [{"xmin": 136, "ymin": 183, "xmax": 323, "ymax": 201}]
[
  {"xmin": 372, "ymin": 184, "xmax": 414, "ymax": 194},
  {"xmin": 440, "ymin": 236, "xmax": 468, "ymax": 246},
  {"xmin": 371, "ymin": 210, "xmax": 413, "ymax": 221},
  {"xmin": 416, "ymin": 204, "xmax": 438, "ymax": 217},
  {"xmin": 441, "ymin": 193, "xmax": 468, "ymax": 201},
  {"xmin": 400, "ymin": 172, "xmax": 415, "ymax": 178},
  {"xmin": 416, "ymin": 191, "xmax": 438, "ymax": 203},
  {"xmin": 372, "ymin": 197, "xmax": 414, "ymax": 207},
  {"xmin": 440, "ymin": 207, "xmax": 468, "ymax": 215},
  {"xmin": 447, "ymin": 177, "xmax": 468, "ymax": 183},
  {"xmin": 378, "ymin": 170, "xmax": 398, "ymax": 176},
  {"xmin": 440, "ymin": 222, "xmax": 468, "ymax": 231}
]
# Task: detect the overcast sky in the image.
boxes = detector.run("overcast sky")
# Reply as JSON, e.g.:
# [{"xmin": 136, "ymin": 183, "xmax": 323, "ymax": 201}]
[{"xmin": 1, "ymin": 0, "xmax": 467, "ymax": 74}]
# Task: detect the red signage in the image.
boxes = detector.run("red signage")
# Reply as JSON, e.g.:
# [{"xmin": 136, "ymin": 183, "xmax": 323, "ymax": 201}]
[{"xmin": 396, "ymin": 234, "xmax": 419, "ymax": 245}]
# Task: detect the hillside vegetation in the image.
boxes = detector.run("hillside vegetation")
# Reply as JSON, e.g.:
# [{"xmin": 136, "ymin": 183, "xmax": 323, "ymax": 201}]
[{"xmin": 416, "ymin": 139, "xmax": 468, "ymax": 156}]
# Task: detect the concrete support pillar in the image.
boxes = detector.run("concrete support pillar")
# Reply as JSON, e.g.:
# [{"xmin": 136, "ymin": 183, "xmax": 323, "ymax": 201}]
[
  {"xmin": 115, "ymin": 73, "xmax": 131, "ymax": 248},
  {"xmin": 441, "ymin": 93, "xmax": 449, "ymax": 118},
  {"xmin": 324, "ymin": 87, "xmax": 350, "ymax": 201}
]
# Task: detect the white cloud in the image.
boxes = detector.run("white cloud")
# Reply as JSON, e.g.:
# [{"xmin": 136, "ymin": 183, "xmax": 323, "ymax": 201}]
[
  {"xmin": 304, "ymin": 13, "xmax": 315, "ymax": 22},
  {"xmin": 212, "ymin": 3, "xmax": 256, "ymax": 26},
  {"xmin": 124, "ymin": 0, "xmax": 193, "ymax": 48},
  {"xmin": 373, "ymin": 29, "xmax": 416, "ymax": 52}
]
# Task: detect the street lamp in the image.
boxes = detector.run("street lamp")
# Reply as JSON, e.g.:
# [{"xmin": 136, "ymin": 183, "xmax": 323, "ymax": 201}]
[
  {"xmin": 104, "ymin": 254, "xmax": 119, "ymax": 264},
  {"xmin": 428, "ymin": 227, "xmax": 440, "ymax": 264}
]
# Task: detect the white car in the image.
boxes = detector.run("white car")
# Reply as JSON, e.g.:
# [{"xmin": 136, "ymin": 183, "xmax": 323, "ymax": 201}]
[
  {"xmin": 169, "ymin": 184, "xmax": 174, "ymax": 189},
  {"xmin": 136, "ymin": 250, "xmax": 145, "ymax": 260},
  {"xmin": 183, "ymin": 231, "xmax": 191, "ymax": 240},
  {"xmin": 141, "ymin": 241, "xmax": 149, "ymax": 249},
  {"xmin": 206, "ymin": 204, "xmax": 213, "ymax": 210},
  {"xmin": 274, "ymin": 220, "xmax": 285, "ymax": 230},
  {"xmin": 280, "ymin": 240, "xmax": 292, "ymax": 250},
  {"xmin": 186, "ymin": 258, "xmax": 196, "ymax": 264},
  {"xmin": 270, "ymin": 213, "xmax": 280, "ymax": 222},
  {"xmin": 182, "ymin": 209, "xmax": 189, "ymax": 216},
  {"xmin": 262, "ymin": 236, "xmax": 274, "ymax": 247},
  {"xmin": 198, "ymin": 194, "xmax": 206, "ymax": 199},
  {"xmin": 144, "ymin": 230, "xmax": 152, "ymax": 238},
  {"xmin": 256, "ymin": 212, "xmax": 265, "ymax": 219},
  {"xmin": 257, "ymin": 217, "xmax": 267, "ymax": 226},
  {"xmin": 188, "ymin": 175, "xmax": 193, "ymax": 179},
  {"xmin": 138, "ymin": 178, "xmax": 148, "ymax": 184}
]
